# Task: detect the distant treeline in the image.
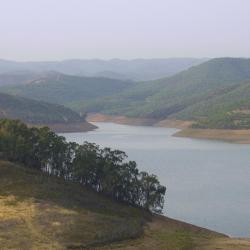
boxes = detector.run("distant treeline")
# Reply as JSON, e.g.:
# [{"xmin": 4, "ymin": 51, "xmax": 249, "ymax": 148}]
[{"xmin": 0, "ymin": 119, "xmax": 166, "ymax": 213}]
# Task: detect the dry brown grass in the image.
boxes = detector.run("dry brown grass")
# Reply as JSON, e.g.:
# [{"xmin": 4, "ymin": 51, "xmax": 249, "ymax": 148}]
[
  {"xmin": 97, "ymin": 215, "xmax": 227, "ymax": 250},
  {"xmin": 98, "ymin": 216, "xmax": 250, "ymax": 250},
  {"xmin": 0, "ymin": 161, "xmax": 148, "ymax": 249},
  {"xmin": 195, "ymin": 238, "xmax": 250, "ymax": 250},
  {"xmin": 0, "ymin": 160, "xmax": 249, "ymax": 250}
]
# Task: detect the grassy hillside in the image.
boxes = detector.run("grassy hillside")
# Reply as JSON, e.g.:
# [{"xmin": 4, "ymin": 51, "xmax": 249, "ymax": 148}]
[
  {"xmin": 0, "ymin": 92, "xmax": 95, "ymax": 131},
  {"xmin": 3, "ymin": 160, "xmax": 247, "ymax": 250},
  {"xmin": 1, "ymin": 161, "xmax": 249, "ymax": 249},
  {"xmin": 0, "ymin": 160, "xmax": 149, "ymax": 249}
]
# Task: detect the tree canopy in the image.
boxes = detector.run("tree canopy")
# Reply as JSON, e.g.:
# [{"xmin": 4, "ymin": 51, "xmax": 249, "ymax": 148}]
[{"xmin": 0, "ymin": 119, "xmax": 166, "ymax": 213}]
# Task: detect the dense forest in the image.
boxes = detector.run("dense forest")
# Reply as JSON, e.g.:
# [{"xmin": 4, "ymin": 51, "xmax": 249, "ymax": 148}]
[{"xmin": 0, "ymin": 119, "xmax": 166, "ymax": 213}]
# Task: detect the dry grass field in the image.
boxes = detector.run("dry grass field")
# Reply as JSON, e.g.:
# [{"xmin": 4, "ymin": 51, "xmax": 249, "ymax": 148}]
[{"xmin": 0, "ymin": 160, "xmax": 249, "ymax": 250}]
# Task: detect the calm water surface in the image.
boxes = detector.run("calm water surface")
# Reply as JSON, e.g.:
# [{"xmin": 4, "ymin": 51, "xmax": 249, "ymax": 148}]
[{"xmin": 62, "ymin": 122, "xmax": 250, "ymax": 237}]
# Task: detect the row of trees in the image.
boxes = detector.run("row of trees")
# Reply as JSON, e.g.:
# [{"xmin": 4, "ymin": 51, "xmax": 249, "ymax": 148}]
[{"xmin": 0, "ymin": 119, "xmax": 166, "ymax": 213}]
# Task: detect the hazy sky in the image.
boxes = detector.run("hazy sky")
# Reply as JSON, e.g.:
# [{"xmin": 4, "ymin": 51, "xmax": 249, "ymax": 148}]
[{"xmin": 0, "ymin": 0, "xmax": 249, "ymax": 61}]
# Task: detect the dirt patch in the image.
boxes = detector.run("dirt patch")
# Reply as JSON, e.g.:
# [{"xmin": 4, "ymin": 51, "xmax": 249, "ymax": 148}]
[
  {"xmin": 87, "ymin": 113, "xmax": 193, "ymax": 129},
  {"xmin": 87, "ymin": 113, "xmax": 158, "ymax": 126}
]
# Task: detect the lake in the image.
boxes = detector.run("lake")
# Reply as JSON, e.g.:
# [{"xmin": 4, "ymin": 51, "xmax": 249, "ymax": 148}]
[{"xmin": 62, "ymin": 122, "xmax": 250, "ymax": 237}]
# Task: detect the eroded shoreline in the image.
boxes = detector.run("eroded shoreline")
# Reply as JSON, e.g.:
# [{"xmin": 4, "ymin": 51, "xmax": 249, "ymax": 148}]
[{"xmin": 87, "ymin": 113, "xmax": 250, "ymax": 144}]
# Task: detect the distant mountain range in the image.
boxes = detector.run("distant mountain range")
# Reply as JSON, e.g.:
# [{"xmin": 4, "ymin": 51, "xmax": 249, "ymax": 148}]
[
  {"xmin": 0, "ymin": 58, "xmax": 207, "ymax": 81},
  {"xmin": 1, "ymin": 57, "xmax": 250, "ymax": 129},
  {"xmin": 84, "ymin": 58, "xmax": 250, "ymax": 129},
  {"xmin": 0, "ymin": 72, "xmax": 135, "ymax": 106}
]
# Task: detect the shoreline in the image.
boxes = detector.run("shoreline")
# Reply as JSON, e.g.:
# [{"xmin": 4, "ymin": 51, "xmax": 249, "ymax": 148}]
[
  {"xmin": 29, "ymin": 121, "xmax": 97, "ymax": 133},
  {"xmin": 87, "ymin": 113, "xmax": 250, "ymax": 144},
  {"xmin": 174, "ymin": 128, "xmax": 250, "ymax": 144},
  {"xmin": 87, "ymin": 113, "xmax": 158, "ymax": 126},
  {"xmin": 87, "ymin": 113, "xmax": 192, "ymax": 128}
]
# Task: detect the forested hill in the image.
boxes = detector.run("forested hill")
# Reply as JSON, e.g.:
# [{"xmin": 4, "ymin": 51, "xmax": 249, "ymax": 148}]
[
  {"xmin": 0, "ymin": 72, "xmax": 135, "ymax": 106},
  {"xmin": 78, "ymin": 58, "xmax": 250, "ymax": 129},
  {"xmin": 1, "ymin": 58, "xmax": 250, "ymax": 129},
  {"xmin": 0, "ymin": 92, "xmax": 95, "ymax": 131}
]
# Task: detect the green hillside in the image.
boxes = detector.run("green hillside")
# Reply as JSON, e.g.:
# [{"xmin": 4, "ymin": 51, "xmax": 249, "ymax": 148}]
[
  {"xmin": 88, "ymin": 58, "xmax": 250, "ymax": 115},
  {"xmin": 0, "ymin": 72, "xmax": 135, "ymax": 106},
  {"xmin": 79, "ymin": 58, "xmax": 250, "ymax": 128},
  {"xmin": 0, "ymin": 92, "xmax": 94, "ymax": 131},
  {"xmin": 175, "ymin": 81, "xmax": 250, "ymax": 129}
]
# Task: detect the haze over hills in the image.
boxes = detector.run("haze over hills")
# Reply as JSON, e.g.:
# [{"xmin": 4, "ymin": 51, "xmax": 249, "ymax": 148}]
[
  {"xmin": 0, "ymin": 71, "xmax": 42, "ymax": 86},
  {"xmin": 1, "ymin": 57, "xmax": 250, "ymax": 129},
  {"xmin": 0, "ymin": 92, "xmax": 95, "ymax": 131},
  {"xmin": 0, "ymin": 58, "xmax": 207, "ymax": 81},
  {"xmin": 77, "ymin": 58, "xmax": 250, "ymax": 129}
]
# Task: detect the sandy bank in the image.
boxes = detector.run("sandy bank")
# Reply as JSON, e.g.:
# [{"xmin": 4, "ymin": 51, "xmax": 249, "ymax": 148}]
[
  {"xmin": 175, "ymin": 128, "xmax": 250, "ymax": 144},
  {"xmin": 87, "ymin": 113, "xmax": 250, "ymax": 144},
  {"xmin": 100, "ymin": 215, "xmax": 250, "ymax": 250},
  {"xmin": 87, "ymin": 113, "xmax": 158, "ymax": 126},
  {"xmin": 87, "ymin": 113, "xmax": 191, "ymax": 128}
]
